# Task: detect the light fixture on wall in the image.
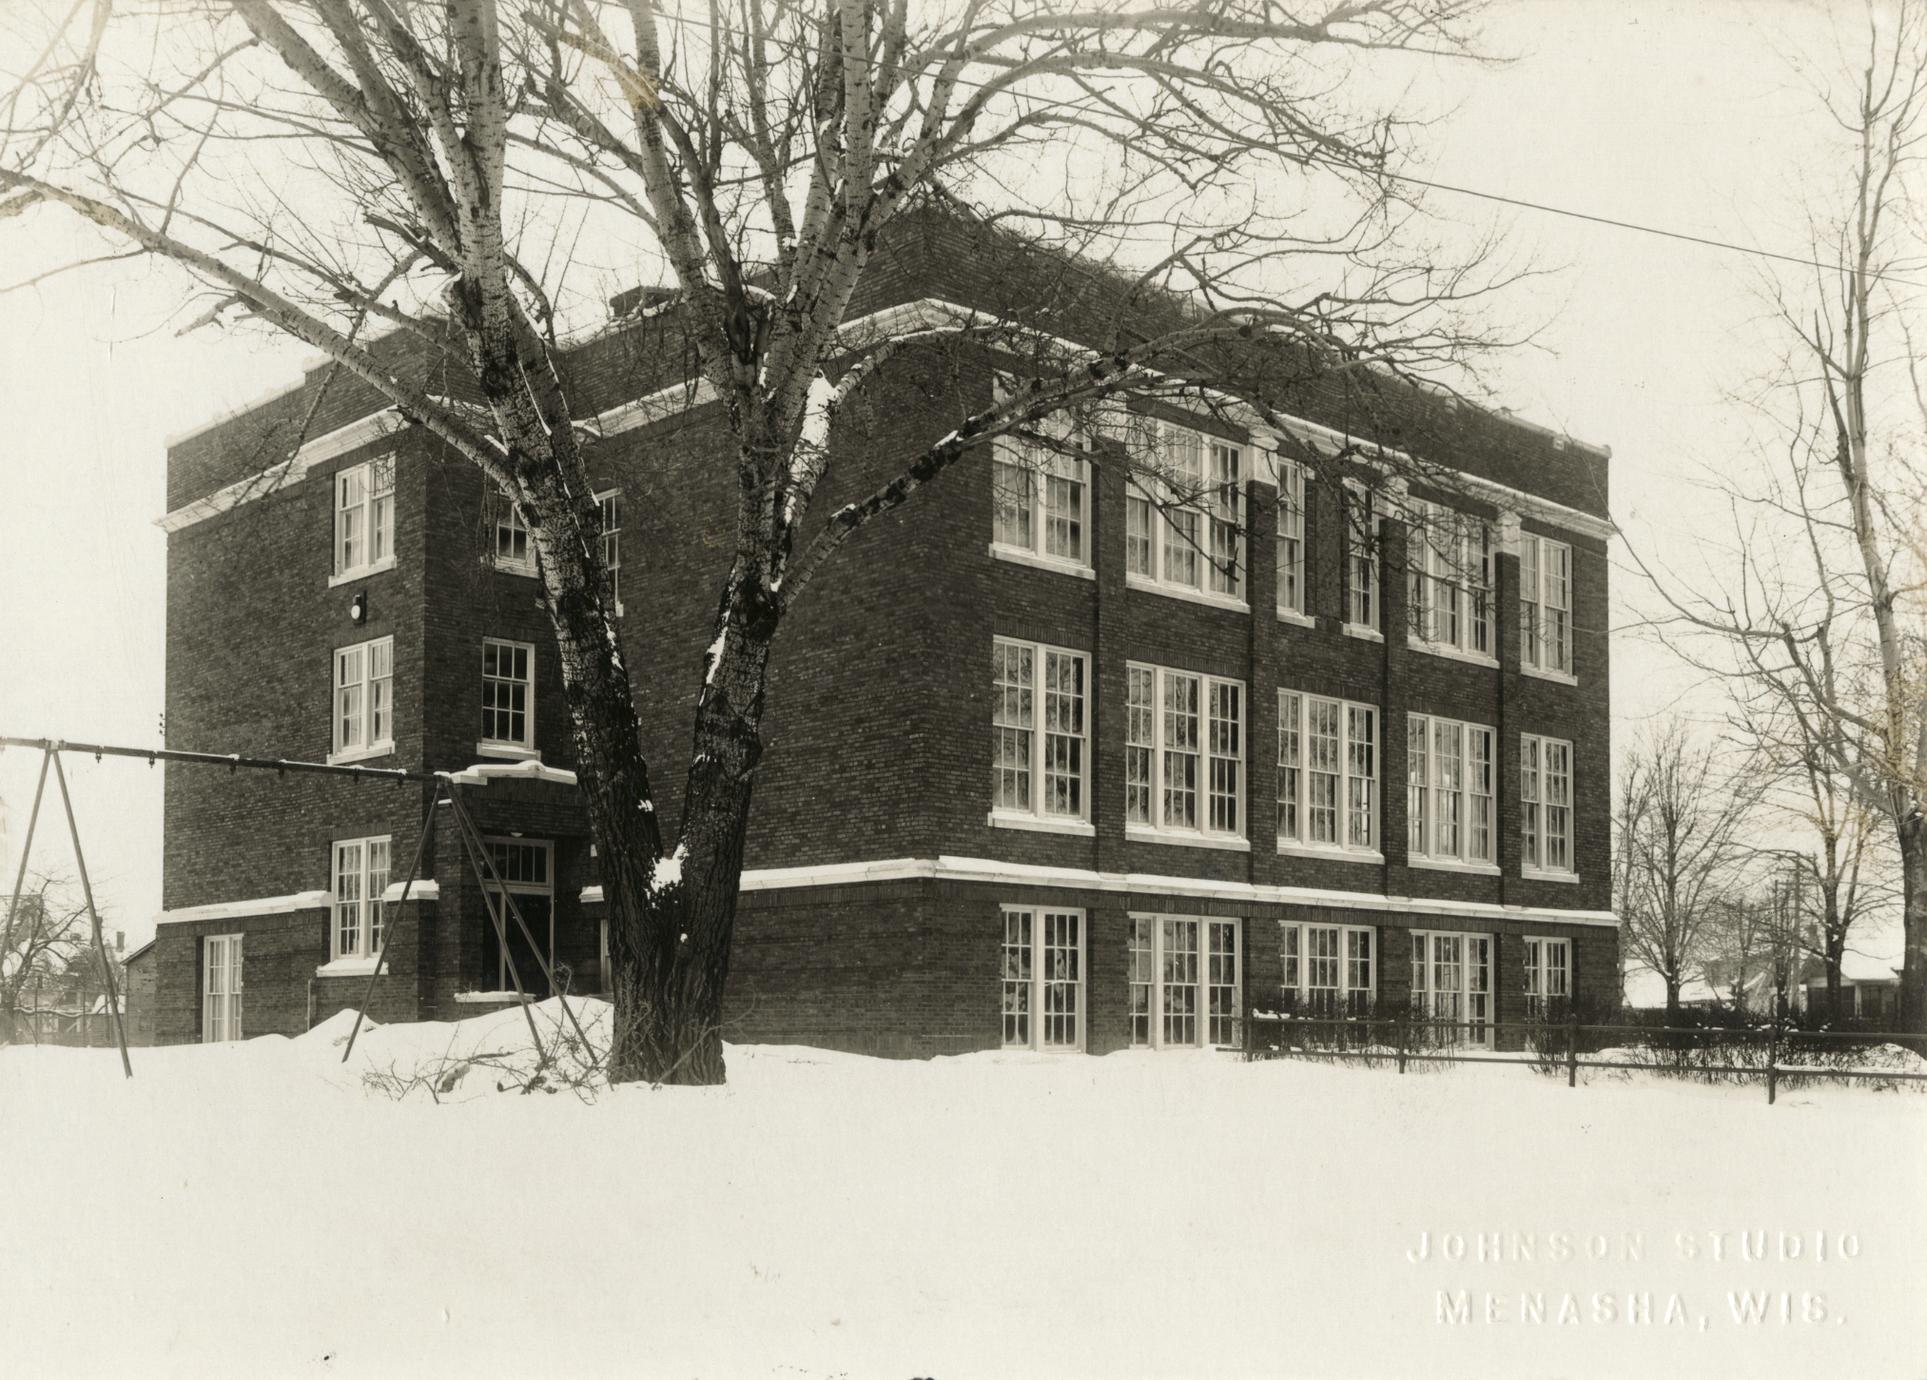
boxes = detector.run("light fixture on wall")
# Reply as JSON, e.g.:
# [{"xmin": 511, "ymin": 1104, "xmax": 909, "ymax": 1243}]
[{"xmin": 349, "ymin": 591, "xmax": 367, "ymax": 624}]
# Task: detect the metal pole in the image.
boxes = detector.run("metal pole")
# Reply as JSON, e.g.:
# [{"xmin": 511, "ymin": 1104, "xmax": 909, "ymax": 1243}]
[
  {"xmin": 51, "ymin": 754, "xmax": 131, "ymax": 1078},
  {"xmin": 341, "ymin": 785, "xmax": 443, "ymax": 1064},
  {"xmin": 0, "ymin": 735, "xmax": 428, "ymax": 783},
  {"xmin": 1, "ymin": 746, "xmax": 52, "ymax": 980},
  {"xmin": 443, "ymin": 789, "xmax": 598, "ymax": 1063},
  {"xmin": 1767, "ymin": 1015, "xmax": 1780, "ymax": 1106},
  {"xmin": 1567, "ymin": 1003, "xmax": 1579, "ymax": 1088}
]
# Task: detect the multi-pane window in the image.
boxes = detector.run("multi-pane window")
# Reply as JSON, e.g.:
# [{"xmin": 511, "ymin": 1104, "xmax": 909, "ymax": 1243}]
[
  {"xmin": 1001, "ymin": 907, "xmax": 1084, "ymax": 1050},
  {"xmin": 332, "ymin": 636, "xmax": 394, "ymax": 760},
  {"xmin": 1128, "ymin": 914, "xmax": 1242, "ymax": 1048},
  {"xmin": 1124, "ymin": 419, "xmax": 1245, "ymax": 600},
  {"xmin": 991, "ymin": 639, "xmax": 1089, "ymax": 823},
  {"xmin": 1277, "ymin": 690, "xmax": 1377, "ymax": 853},
  {"xmin": 1410, "ymin": 931, "xmax": 1493, "ymax": 1048},
  {"xmin": 481, "ymin": 639, "xmax": 535, "ymax": 751},
  {"xmin": 1405, "ymin": 500, "xmax": 1493, "ymax": 656},
  {"xmin": 1523, "ymin": 937, "xmax": 1572, "ymax": 1018},
  {"xmin": 489, "ymin": 485, "xmax": 536, "ymax": 575},
  {"xmin": 1520, "ymin": 533, "xmax": 1574, "ymax": 676},
  {"xmin": 202, "ymin": 934, "xmax": 243, "ymax": 1043},
  {"xmin": 331, "ymin": 836, "xmax": 392, "ymax": 962},
  {"xmin": 1280, "ymin": 922, "xmax": 1375, "ymax": 1016},
  {"xmin": 482, "ymin": 838, "xmax": 554, "ymax": 993},
  {"xmin": 597, "ymin": 489, "xmax": 622, "ymax": 610},
  {"xmin": 1344, "ymin": 481, "xmax": 1379, "ymax": 629},
  {"xmin": 1275, "ymin": 456, "xmax": 1308, "ymax": 615},
  {"xmin": 333, "ymin": 455, "xmax": 395, "ymax": 579},
  {"xmin": 991, "ymin": 429, "xmax": 1090, "ymax": 568},
  {"xmin": 1407, "ymin": 714, "xmax": 1497, "ymax": 865},
  {"xmin": 1521, "ymin": 734, "xmax": 1576, "ymax": 875},
  {"xmin": 1125, "ymin": 664, "xmax": 1244, "ymax": 839}
]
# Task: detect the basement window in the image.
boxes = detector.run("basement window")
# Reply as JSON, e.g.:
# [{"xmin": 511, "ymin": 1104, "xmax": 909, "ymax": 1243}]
[
  {"xmin": 1128, "ymin": 915, "xmax": 1242, "ymax": 1049},
  {"xmin": 1000, "ymin": 906, "xmax": 1084, "ymax": 1051}
]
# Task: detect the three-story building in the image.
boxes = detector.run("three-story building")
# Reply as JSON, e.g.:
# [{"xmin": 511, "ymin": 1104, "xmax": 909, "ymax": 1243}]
[{"xmin": 147, "ymin": 218, "xmax": 1617, "ymax": 1053}]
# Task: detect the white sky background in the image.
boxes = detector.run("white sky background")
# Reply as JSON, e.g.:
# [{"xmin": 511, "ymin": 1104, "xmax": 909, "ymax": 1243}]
[{"xmin": 0, "ymin": 0, "xmax": 1901, "ymax": 963}]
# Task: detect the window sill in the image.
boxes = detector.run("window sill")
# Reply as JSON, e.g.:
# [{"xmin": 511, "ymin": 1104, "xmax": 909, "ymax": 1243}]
[
  {"xmin": 315, "ymin": 958, "xmax": 386, "ymax": 978},
  {"xmin": 1126, "ymin": 826, "xmax": 1250, "ymax": 852},
  {"xmin": 488, "ymin": 560, "xmax": 539, "ymax": 579},
  {"xmin": 1409, "ymin": 857, "xmax": 1502, "ymax": 877},
  {"xmin": 1523, "ymin": 867, "xmax": 1581, "ymax": 885},
  {"xmin": 327, "ymin": 743, "xmax": 395, "ymax": 767},
  {"xmin": 328, "ymin": 558, "xmax": 397, "ymax": 588},
  {"xmin": 1124, "ymin": 574, "xmax": 1249, "ymax": 615},
  {"xmin": 1275, "ymin": 607, "xmax": 1316, "ymax": 629},
  {"xmin": 1523, "ymin": 664, "xmax": 1580, "ymax": 687},
  {"xmin": 988, "ymin": 544, "xmax": 1094, "ymax": 580},
  {"xmin": 476, "ymin": 741, "xmax": 540, "ymax": 761},
  {"xmin": 1276, "ymin": 842, "xmax": 1384, "ymax": 865},
  {"xmin": 1342, "ymin": 623, "xmax": 1384, "ymax": 644},
  {"xmin": 988, "ymin": 812, "xmax": 1095, "ymax": 837},
  {"xmin": 1406, "ymin": 638, "xmax": 1499, "ymax": 670}
]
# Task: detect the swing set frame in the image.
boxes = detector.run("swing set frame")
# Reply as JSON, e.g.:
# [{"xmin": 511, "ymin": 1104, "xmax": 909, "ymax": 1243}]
[{"xmin": 1, "ymin": 734, "xmax": 601, "ymax": 1076}]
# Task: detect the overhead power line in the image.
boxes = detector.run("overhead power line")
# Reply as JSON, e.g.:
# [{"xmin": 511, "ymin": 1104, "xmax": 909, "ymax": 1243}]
[{"xmin": 619, "ymin": 7, "xmax": 1927, "ymax": 290}]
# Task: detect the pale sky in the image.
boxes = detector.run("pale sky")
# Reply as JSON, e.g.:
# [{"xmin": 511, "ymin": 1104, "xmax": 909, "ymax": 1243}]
[{"xmin": 0, "ymin": 0, "xmax": 1900, "ymax": 961}]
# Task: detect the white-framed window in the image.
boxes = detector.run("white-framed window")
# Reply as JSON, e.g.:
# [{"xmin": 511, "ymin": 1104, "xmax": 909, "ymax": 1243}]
[
  {"xmin": 480, "ymin": 638, "xmax": 535, "ymax": 753},
  {"xmin": 1277, "ymin": 690, "xmax": 1377, "ymax": 854},
  {"xmin": 1521, "ymin": 734, "xmax": 1576, "ymax": 876},
  {"xmin": 1128, "ymin": 914, "xmax": 1242, "ymax": 1048},
  {"xmin": 1000, "ymin": 906, "xmax": 1084, "ymax": 1050},
  {"xmin": 1523, "ymin": 936, "xmax": 1572, "ymax": 1018},
  {"xmin": 991, "ymin": 638, "xmax": 1089, "ymax": 827},
  {"xmin": 1275, "ymin": 454, "xmax": 1308, "ymax": 616},
  {"xmin": 202, "ymin": 933, "xmax": 244, "ymax": 1043},
  {"xmin": 1520, "ymin": 533, "xmax": 1574, "ymax": 676},
  {"xmin": 481, "ymin": 837, "xmax": 554, "ymax": 992},
  {"xmin": 1410, "ymin": 930, "xmax": 1493, "ymax": 1048},
  {"xmin": 488, "ymin": 485, "xmax": 537, "ymax": 576},
  {"xmin": 991, "ymin": 409, "xmax": 1091, "ymax": 570},
  {"xmin": 1405, "ymin": 499, "xmax": 1493, "ymax": 657},
  {"xmin": 333, "ymin": 455, "xmax": 396, "ymax": 580},
  {"xmin": 331, "ymin": 836, "xmax": 392, "ymax": 961},
  {"xmin": 1344, "ymin": 481, "xmax": 1379, "ymax": 631},
  {"xmin": 1125, "ymin": 419, "xmax": 1245, "ymax": 602},
  {"xmin": 596, "ymin": 488, "xmax": 622, "ymax": 613},
  {"xmin": 1125, "ymin": 663, "xmax": 1244, "ymax": 841},
  {"xmin": 332, "ymin": 636, "xmax": 394, "ymax": 761},
  {"xmin": 1280, "ymin": 922, "xmax": 1376, "ymax": 1016},
  {"xmin": 1407, "ymin": 714, "xmax": 1497, "ymax": 866}
]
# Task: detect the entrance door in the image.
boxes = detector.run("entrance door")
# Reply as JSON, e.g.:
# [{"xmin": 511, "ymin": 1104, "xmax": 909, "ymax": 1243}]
[{"xmin": 482, "ymin": 839, "xmax": 555, "ymax": 996}]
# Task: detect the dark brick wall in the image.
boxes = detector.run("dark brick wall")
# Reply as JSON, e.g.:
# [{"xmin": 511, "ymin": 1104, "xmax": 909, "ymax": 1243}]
[{"xmin": 705, "ymin": 878, "xmax": 1615, "ymax": 1057}]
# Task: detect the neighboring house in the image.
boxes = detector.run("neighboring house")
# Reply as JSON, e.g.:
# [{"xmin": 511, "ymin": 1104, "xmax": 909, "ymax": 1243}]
[
  {"xmin": 1798, "ymin": 954, "xmax": 1901, "ymax": 1024},
  {"xmin": 121, "ymin": 939, "xmax": 156, "ymax": 1046},
  {"xmin": 1622, "ymin": 969, "xmax": 1727, "ymax": 1013},
  {"xmin": 148, "ymin": 214, "xmax": 1617, "ymax": 1054}
]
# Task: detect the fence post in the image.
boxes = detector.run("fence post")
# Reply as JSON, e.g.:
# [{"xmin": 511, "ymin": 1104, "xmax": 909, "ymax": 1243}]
[
  {"xmin": 1766, "ymin": 1015, "xmax": 1781, "ymax": 1107},
  {"xmin": 1397, "ymin": 1016, "xmax": 1407, "ymax": 1075},
  {"xmin": 1567, "ymin": 1005, "xmax": 1579, "ymax": 1088}
]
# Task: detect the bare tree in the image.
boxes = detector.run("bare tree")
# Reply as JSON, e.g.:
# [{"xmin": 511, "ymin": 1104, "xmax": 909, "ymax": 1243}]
[
  {"xmin": 0, "ymin": 0, "xmax": 1524, "ymax": 1081},
  {"xmin": 1632, "ymin": 0, "xmax": 1927, "ymax": 1035},
  {"xmin": 1617, "ymin": 721, "xmax": 1756, "ymax": 1023},
  {"xmin": 0, "ymin": 876, "xmax": 91, "ymax": 1044}
]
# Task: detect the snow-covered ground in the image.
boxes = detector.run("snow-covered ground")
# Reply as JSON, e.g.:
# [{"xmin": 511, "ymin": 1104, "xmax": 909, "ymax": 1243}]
[{"xmin": 4, "ymin": 1001, "xmax": 1924, "ymax": 1380}]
